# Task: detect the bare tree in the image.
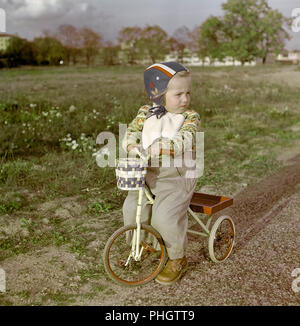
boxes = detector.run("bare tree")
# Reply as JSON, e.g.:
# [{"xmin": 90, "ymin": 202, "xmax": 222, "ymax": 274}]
[
  {"xmin": 101, "ymin": 41, "xmax": 120, "ymax": 65},
  {"xmin": 55, "ymin": 25, "xmax": 81, "ymax": 65},
  {"xmin": 118, "ymin": 26, "xmax": 143, "ymax": 64},
  {"xmin": 139, "ymin": 25, "xmax": 169, "ymax": 63},
  {"xmin": 172, "ymin": 26, "xmax": 193, "ymax": 47},
  {"xmin": 79, "ymin": 27, "xmax": 102, "ymax": 66},
  {"xmin": 168, "ymin": 37, "xmax": 185, "ymax": 63},
  {"xmin": 189, "ymin": 25, "xmax": 202, "ymax": 52},
  {"xmin": 171, "ymin": 26, "xmax": 195, "ymax": 62}
]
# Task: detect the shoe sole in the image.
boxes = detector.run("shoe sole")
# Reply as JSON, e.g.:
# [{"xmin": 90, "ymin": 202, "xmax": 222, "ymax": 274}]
[{"xmin": 155, "ymin": 265, "xmax": 188, "ymax": 286}]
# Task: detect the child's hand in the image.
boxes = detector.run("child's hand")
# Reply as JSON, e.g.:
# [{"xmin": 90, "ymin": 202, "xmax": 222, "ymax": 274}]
[
  {"xmin": 127, "ymin": 144, "xmax": 141, "ymax": 152},
  {"xmin": 128, "ymin": 144, "xmax": 142, "ymax": 157}
]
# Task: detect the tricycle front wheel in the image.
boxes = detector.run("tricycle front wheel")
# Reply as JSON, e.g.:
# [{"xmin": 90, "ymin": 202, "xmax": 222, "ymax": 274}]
[
  {"xmin": 103, "ymin": 224, "xmax": 168, "ymax": 286},
  {"xmin": 208, "ymin": 215, "xmax": 235, "ymax": 263}
]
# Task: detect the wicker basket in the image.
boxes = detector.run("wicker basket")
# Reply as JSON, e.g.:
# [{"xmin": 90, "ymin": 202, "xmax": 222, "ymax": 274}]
[{"xmin": 115, "ymin": 158, "xmax": 147, "ymax": 190}]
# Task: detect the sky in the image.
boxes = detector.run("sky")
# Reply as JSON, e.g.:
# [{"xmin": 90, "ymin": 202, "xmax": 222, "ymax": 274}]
[{"xmin": 0, "ymin": 0, "xmax": 299, "ymax": 50}]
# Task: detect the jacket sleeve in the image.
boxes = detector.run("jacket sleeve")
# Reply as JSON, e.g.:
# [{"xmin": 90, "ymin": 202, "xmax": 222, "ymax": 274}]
[
  {"xmin": 172, "ymin": 110, "xmax": 201, "ymax": 155},
  {"xmin": 121, "ymin": 105, "xmax": 149, "ymax": 152}
]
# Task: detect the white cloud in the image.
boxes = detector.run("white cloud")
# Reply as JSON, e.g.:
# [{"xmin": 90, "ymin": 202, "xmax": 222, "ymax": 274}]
[
  {"xmin": 0, "ymin": 0, "xmax": 103, "ymax": 40},
  {"xmin": 13, "ymin": 0, "xmax": 59, "ymax": 18},
  {"xmin": 0, "ymin": 0, "xmax": 89, "ymax": 20}
]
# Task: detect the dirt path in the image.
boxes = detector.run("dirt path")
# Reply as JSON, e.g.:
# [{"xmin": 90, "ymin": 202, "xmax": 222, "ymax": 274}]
[
  {"xmin": 95, "ymin": 153, "xmax": 300, "ymax": 306},
  {"xmin": 1, "ymin": 154, "xmax": 299, "ymax": 306}
]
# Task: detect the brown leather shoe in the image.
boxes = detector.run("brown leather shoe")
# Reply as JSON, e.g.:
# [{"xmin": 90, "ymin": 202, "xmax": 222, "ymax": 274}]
[{"xmin": 155, "ymin": 256, "xmax": 187, "ymax": 285}]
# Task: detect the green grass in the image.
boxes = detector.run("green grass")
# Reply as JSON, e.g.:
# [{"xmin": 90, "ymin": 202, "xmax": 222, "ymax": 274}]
[
  {"xmin": 0, "ymin": 69, "xmax": 299, "ymax": 247},
  {"xmin": 0, "ymin": 64, "xmax": 299, "ymax": 210},
  {"xmin": 0, "ymin": 64, "xmax": 299, "ymax": 305},
  {"xmin": 0, "ymin": 65, "xmax": 299, "ymax": 191},
  {"xmin": 87, "ymin": 201, "xmax": 113, "ymax": 214}
]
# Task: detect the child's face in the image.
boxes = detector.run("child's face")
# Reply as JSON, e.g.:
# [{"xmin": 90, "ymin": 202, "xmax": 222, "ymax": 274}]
[{"xmin": 165, "ymin": 76, "xmax": 191, "ymax": 114}]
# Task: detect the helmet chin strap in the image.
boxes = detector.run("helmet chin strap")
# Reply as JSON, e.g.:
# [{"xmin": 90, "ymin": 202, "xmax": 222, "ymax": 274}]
[
  {"xmin": 147, "ymin": 105, "xmax": 167, "ymax": 119},
  {"xmin": 152, "ymin": 93, "xmax": 164, "ymax": 106}
]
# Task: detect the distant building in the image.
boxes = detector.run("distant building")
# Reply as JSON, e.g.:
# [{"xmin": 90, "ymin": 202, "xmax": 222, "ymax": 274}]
[
  {"xmin": 0, "ymin": 33, "xmax": 12, "ymax": 52},
  {"xmin": 165, "ymin": 50, "xmax": 256, "ymax": 67},
  {"xmin": 276, "ymin": 51, "xmax": 300, "ymax": 64},
  {"xmin": 118, "ymin": 42, "xmax": 257, "ymax": 66}
]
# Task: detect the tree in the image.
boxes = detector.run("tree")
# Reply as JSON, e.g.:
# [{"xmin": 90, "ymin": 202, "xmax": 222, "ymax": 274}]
[
  {"xmin": 139, "ymin": 25, "xmax": 170, "ymax": 63},
  {"xmin": 256, "ymin": 7, "xmax": 291, "ymax": 63},
  {"xmin": 5, "ymin": 36, "xmax": 37, "ymax": 67},
  {"xmin": 55, "ymin": 24, "xmax": 81, "ymax": 65},
  {"xmin": 198, "ymin": 0, "xmax": 290, "ymax": 64},
  {"xmin": 198, "ymin": 16, "xmax": 228, "ymax": 63},
  {"xmin": 189, "ymin": 25, "xmax": 202, "ymax": 52},
  {"xmin": 79, "ymin": 27, "xmax": 102, "ymax": 66},
  {"xmin": 101, "ymin": 41, "xmax": 120, "ymax": 65},
  {"xmin": 168, "ymin": 37, "xmax": 185, "ymax": 63},
  {"xmin": 172, "ymin": 26, "xmax": 193, "ymax": 48},
  {"xmin": 220, "ymin": 0, "xmax": 263, "ymax": 64},
  {"xmin": 118, "ymin": 26, "xmax": 143, "ymax": 64},
  {"xmin": 171, "ymin": 26, "xmax": 194, "ymax": 62},
  {"xmin": 33, "ymin": 36, "xmax": 66, "ymax": 65}
]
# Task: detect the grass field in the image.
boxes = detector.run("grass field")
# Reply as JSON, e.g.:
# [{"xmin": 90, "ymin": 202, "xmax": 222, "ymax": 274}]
[{"xmin": 0, "ymin": 63, "xmax": 299, "ymax": 305}]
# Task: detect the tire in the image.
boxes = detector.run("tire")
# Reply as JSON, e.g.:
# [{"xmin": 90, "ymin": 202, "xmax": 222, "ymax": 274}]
[
  {"xmin": 208, "ymin": 215, "xmax": 235, "ymax": 263},
  {"xmin": 103, "ymin": 223, "xmax": 168, "ymax": 286}
]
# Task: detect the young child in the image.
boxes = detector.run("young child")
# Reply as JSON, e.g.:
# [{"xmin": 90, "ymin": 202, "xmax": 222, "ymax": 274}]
[{"xmin": 122, "ymin": 61, "xmax": 201, "ymax": 285}]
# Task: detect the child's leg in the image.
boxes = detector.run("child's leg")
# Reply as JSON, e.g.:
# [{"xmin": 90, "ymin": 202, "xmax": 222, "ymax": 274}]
[{"xmin": 150, "ymin": 167, "xmax": 197, "ymax": 260}]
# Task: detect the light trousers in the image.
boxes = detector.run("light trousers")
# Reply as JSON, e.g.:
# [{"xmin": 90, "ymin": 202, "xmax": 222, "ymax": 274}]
[{"xmin": 122, "ymin": 166, "xmax": 197, "ymax": 260}]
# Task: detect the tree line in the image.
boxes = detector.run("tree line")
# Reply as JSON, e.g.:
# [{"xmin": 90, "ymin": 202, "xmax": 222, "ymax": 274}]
[
  {"xmin": 0, "ymin": 0, "xmax": 291, "ymax": 68},
  {"xmin": 0, "ymin": 25, "xmax": 103, "ymax": 68}
]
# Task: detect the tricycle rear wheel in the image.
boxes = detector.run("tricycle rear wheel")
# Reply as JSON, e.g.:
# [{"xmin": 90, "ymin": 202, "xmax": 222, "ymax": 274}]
[{"xmin": 208, "ymin": 215, "xmax": 235, "ymax": 263}]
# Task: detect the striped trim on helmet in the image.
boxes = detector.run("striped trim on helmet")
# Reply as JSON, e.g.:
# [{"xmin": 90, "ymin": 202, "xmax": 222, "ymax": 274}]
[{"xmin": 146, "ymin": 63, "xmax": 176, "ymax": 78}]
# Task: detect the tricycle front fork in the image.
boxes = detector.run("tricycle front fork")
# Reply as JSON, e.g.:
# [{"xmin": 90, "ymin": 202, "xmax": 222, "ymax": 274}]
[{"xmin": 125, "ymin": 188, "xmax": 146, "ymax": 265}]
